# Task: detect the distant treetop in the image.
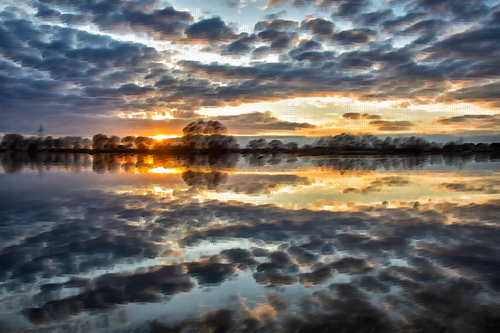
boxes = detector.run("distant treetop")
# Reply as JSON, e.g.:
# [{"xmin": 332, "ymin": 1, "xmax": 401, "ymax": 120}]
[{"xmin": 182, "ymin": 120, "xmax": 227, "ymax": 136}]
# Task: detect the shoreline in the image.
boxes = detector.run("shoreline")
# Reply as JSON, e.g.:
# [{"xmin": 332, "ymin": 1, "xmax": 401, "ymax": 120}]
[{"xmin": 0, "ymin": 147, "xmax": 498, "ymax": 156}]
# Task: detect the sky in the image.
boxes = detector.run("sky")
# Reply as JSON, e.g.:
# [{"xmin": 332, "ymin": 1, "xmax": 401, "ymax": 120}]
[{"xmin": 1, "ymin": 0, "xmax": 500, "ymax": 138}]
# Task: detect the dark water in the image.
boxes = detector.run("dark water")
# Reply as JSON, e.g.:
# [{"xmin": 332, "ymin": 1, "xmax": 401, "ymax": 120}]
[{"xmin": 1, "ymin": 152, "xmax": 500, "ymax": 331}]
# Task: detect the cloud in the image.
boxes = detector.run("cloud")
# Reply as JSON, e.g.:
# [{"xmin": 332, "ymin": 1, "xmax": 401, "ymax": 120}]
[
  {"xmin": 34, "ymin": 1, "xmax": 194, "ymax": 40},
  {"xmin": 436, "ymin": 83, "xmax": 500, "ymax": 109},
  {"xmin": 317, "ymin": 0, "xmax": 371, "ymax": 16},
  {"xmin": 255, "ymin": 19, "xmax": 299, "ymax": 31},
  {"xmin": 84, "ymin": 83, "xmax": 155, "ymax": 97},
  {"xmin": 288, "ymin": 39, "xmax": 322, "ymax": 58},
  {"xmin": 184, "ymin": 257, "xmax": 237, "ymax": 285},
  {"xmin": 369, "ymin": 120, "xmax": 415, "ymax": 131},
  {"xmin": 422, "ymin": 26, "xmax": 500, "ymax": 60},
  {"xmin": 436, "ymin": 183, "xmax": 499, "ymax": 194},
  {"xmin": 382, "ymin": 11, "xmax": 427, "ymax": 31},
  {"xmin": 24, "ymin": 264, "xmax": 195, "ymax": 324},
  {"xmin": 221, "ymin": 174, "xmax": 312, "ymax": 195},
  {"xmin": 214, "ymin": 111, "xmax": 317, "ymax": 131},
  {"xmin": 371, "ymin": 176, "xmax": 411, "ymax": 186},
  {"xmin": 356, "ymin": 9, "xmax": 395, "ymax": 26},
  {"xmin": 332, "ymin": 28, "xmax": 376, "ymax": 44},
  {"xmin": 180, "ymin": 17, "xmax": 238, "ymax": 44},
  {"xmin": 220, "ymin": 34, "xmax": 258, "ymax": 56},
  {"xmin": 434, "ymin": 114, "xmax": 500, "ymax": 132},
  {"xmin": 412, "ymin": 0, "xmax": 492, "ymax": 22},
  {"xmin": 399, "ymin": 19, "xmax": 448, "ymax": 45},
  {"xmin": 342, "ymin": 112, "xmax": 381, "ymax": 120},
  {"xmin": 264, "ymin": 11, "xmax": 288, "ymax": 20},
  {"xmin": 292, "ymin": 50, "xmax": 335, "ymax": 62},
  {"xmin": 1, "ymin": 0, "xmax": 500, "ymax": 137},
  {"xmin": 300, "ymin": 18, "xmax": 335, "ymax": 37}
]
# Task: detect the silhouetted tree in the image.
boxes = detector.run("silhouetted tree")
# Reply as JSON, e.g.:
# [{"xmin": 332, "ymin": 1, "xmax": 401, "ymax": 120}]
[
  {"xmin": 92, "ymin": 134, "xmax": 108, "ymax": 150},
  {"xmin": 181, "ymin": 121, "xmax": 238, "ymax": 151},
  {"xmin": 104, "ymin": 135, "xmax": 121, "ymax": 149},
  {"xmin": 183, "ymin": 120, "xmax": 227, "ymax": 135},
  {"xmin": 246, "ymin": 139, "xmax": 267, "ymax": 149},
  {"xmin": 71, "ymin": 137, "xmax": 83, "ymax": 149},
  {"xmin": 1, "ymin": 134, "xmax": 24, "ymax": 150},
  {"xmin": 135, "ymin": 136, "xmax": 155, "ymax": 149},
  {"xmin": 42, "ymin": 136, "xmax": 54, "ymax": 149},
  {"xmin": 82, "ymin": 138, "xmax": 92, "ymax": 149},
  {"xmin": 53, "ymin": 137, "xmax": 64, "ymax": 149},
  {"xmin": 121, "ymin": 136, "xmax": 136, "ymax": 143},
  {"xmin": 268, "ymin": 140, "xmax": 284, "ymax": 149},
  {"xmin": 61, "ymin": 136, "xmax": 73, "ymax": 149}
]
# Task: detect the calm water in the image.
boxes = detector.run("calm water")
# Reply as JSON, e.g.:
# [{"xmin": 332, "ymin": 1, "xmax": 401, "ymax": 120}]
[{"xmin": 1, "ymin": 152, "xmax": 500, "ymax": 331}]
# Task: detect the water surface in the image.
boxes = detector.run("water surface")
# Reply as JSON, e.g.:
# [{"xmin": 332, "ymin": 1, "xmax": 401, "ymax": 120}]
[{"xmin": 1, "ymin": 152, "xmax": 499, "ymax": 331}]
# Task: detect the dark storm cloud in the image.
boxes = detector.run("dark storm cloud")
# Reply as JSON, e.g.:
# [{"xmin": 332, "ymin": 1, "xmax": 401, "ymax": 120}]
[
  {"xmin": 422, "ymin": 26, "xmax": 500, "ymax": 60},
  {"xmin": 182, "ymin": 17, "xmax": 238, "ymax": 44},
  {"xmin": 300, "ymin": 18, "xmax": 335, "ymax": 37},
  {"xmin": 179, "ymin": 60, "xmax": 370, "ymax": 99},
  {"xmin": 0, "ymin": 190, "xmax": 166, "ymax": 285},
  {"xmin": 60, "ymin": 13, "xmax": 91, "ymax": 26},
  {"xmin": 288, "ymin": 39, "xmax": 322, "ymax": 58},
  {"xmin": 356, "ymin": 9, "xmax": 395, "ymax": 26},
  {"xmin": 253, "ymin": 270, "xmax": 298, "ymax": 285},
  {"xmin": 0, "ymin": 18, "xmax": 165, "ymax": 126},
  {"xmin": 220, "ymin": 34, "xmax": 258, "ymax": 56},
  {"xmin": 269, "ymin": 34, "xmax": 298, "ymax": 51},
  {"xmin": 292, "ymin": 51, "xmax": 335, "ymax": 62},
  {"xmin": 381, "ymin": 11, "xmax": 427, "ymax": 31},
  {"xmin": 220, "ymin": 248, "xmax": 258, "ymax": 268},
  {"xmin": 35, "ymin": 0, "xmax": 194, "ymax": 40},
  {"xmin": 255, "ymin": 19, "xmax": 299, "ymax": 31},
  {"xmin": 84, "ymin": 83, "xmax": 155, "ymax": 97},
  {"xmin": 337, "ymin": 56, "xmax": 373, "ymax": 69},
  {"xmin": 332, "ymin": 28, "xmax": 376, "ymax": 44},
  {"xmin": 399, "ymin": 19, "xmax": 448, "ymax": 45},
  {"xmin": 412, "ymin": 0, "xmax": 492, "ymax": 22},
  {"xmin": 317, "ymin": 0, "xmax": 371, "ymax": 16},
  {"xmin": 487, "ymin": 8, "xmax": 500, "ymax": 25},
  {"xmin": 257, "ymin": 29, "xmax": 293, "ymax": 44},
  {"xmin": 184, "ymin": 258, "xmax": 237, "ymax": 285},
  {"xmin": 287, "ymin": 246, "xmax": 320, "ymax": 265},
  {"xmin": 34, "ymin": 4, "xmax": 61, "ymax": 19},
  {"xmin": 24, "ymin": 264, "xmax": 195, "ymax": 324},
  {"xmin": 436, "ymin": 83, "xmax": 500, "ymax": 109}
]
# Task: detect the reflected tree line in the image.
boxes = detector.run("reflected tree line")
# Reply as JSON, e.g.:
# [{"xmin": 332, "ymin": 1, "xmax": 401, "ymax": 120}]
[
  {"xmin": 0, "ymin": 152, "xmax": 239, "ymax": 173},
  {"xmin": 306, "ymin": 154, "xmax": 497, "ymax": 171},
  {"xmin": 2, "ymin": 152, "xmax": 498, "ymax": 175}
]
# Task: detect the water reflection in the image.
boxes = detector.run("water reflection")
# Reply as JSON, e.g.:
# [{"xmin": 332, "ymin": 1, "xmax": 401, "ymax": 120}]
[
  {"xmin": 0, "ymin": 152, "xmax": 500, "ymax": 331},
  {"xmin": 2, "ymin": 152, "xmax": 499, "ymax": 175}
]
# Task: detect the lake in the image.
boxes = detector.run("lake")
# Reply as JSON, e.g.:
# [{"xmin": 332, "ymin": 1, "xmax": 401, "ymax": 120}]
[{"xmin": 1, "ymin": 152, "xmax": 500, "ymax": 331}]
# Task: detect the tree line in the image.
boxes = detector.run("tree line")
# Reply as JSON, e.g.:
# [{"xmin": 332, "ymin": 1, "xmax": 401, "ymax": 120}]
[{"xmin": 1, "ymin": 122, "xmax": 499, "ymax": 154}]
